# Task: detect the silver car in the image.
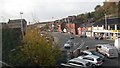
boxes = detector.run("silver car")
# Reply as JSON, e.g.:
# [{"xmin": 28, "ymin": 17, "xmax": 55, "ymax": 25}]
[
  {"xmin": 61, "ymin": 58, "xmax": 94, "ymax": 68},
  {"xmin": 77, "ymin": 55, "xmax": 103, "ymax": 66},
  {"xmin": 81, "ymin": 50, "xmax": 105, "ymax": 61}
]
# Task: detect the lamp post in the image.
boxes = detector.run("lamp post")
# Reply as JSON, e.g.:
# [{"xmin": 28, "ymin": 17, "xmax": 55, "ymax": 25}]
[{"xmin": 20, "ymin": 12, "xmax": 23, "ymax": 39}]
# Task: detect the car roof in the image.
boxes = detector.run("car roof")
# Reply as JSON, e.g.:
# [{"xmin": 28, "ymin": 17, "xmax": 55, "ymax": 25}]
[
  {"xmin": 84, "ymin": 55, "xmax": 99, "ymax": 59},
  {"xmin": 68, "ymin": 58, "xmax": 88, "ymax": 64},
  {"xmin": 64, "ymin": 44, "xmax": 70, "ymax": 46},
  {"xmin": 82, "ymin": 51, "xmax": 92, "ymax": 54}
]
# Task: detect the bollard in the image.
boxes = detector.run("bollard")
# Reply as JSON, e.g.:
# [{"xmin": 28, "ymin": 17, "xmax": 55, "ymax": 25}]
[
  {"xmin": 77, "ymin": 48, "xmax": 81, "ymax": 57},
  {"xmin": 86, "ymin": 46, "xmax": 89, "ymax": 50},
  {"xmin": 70, "ymin": 51, "xmax": 74, "ymax": 59}
]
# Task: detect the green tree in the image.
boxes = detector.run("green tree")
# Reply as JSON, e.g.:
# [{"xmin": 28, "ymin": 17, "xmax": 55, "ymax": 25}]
[{"xmin": 21, "ymin": 27, "xmax": 61, "ymax": 66}]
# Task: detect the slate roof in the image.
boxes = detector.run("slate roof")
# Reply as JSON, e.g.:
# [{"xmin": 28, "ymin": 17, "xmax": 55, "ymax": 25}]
[{"xmin": 93, "ymin": 17, "xmax": 120, "ymax": 26}]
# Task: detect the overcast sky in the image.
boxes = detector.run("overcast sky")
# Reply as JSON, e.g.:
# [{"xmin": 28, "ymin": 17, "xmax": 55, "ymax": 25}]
[{"xmin": 0, "ymin": 0, "xmax": 106, "ymax": 23}]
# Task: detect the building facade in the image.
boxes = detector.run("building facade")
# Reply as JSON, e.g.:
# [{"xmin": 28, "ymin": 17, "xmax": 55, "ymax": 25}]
[{"xmin": 92, "ymin": 17, "xmax": 120, "ymax": 40}]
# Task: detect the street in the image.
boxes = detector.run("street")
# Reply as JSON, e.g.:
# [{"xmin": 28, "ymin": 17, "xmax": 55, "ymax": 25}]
[{"xmin": 52, "ymin": 32, "xmax": 120, "ymax": 68}]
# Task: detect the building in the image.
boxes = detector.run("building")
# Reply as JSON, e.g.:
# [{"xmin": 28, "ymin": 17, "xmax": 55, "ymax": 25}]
[
  {"xmin": 8, "ymin": 19, "xmax": 27, "ymax": 35},
  {"xmin": 78, "ymin": 23, "xmax": 93, "ymax": 37},
  {"xmin": 92, "ymin": 17, "xmax": 120, "ymax": 40},
  {"xmin": 66, "ymin": 20, "xmax": 82, "ymax": 34}
]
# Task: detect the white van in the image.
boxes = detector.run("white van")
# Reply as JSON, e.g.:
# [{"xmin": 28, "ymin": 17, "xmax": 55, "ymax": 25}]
[
  {"xmin": 96, "ymin": 44, "xmax": 118, "ymax": 58},
  {"xmin": 114, "ymin": 37, "xmax": 120, "ymax": 54}
]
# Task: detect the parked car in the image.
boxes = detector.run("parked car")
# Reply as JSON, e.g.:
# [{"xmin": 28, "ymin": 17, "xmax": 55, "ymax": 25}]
[
  {"xmin": 61, "ymin": 58, "xmax": 94, "ymax": 68},
  {"xmin": 70, "ymin": 36, "xmax": 74, "ymax": 39},
  {"xmin": 81, "ymin": 50, "xmax": 105, "ymax": 61},
  {"xmin": 96, "ymin": 44, "xmax": 118, "ymax": 58},
  {"xmin": 77, "ymin": 55, "xmax": 103, "ymax": 66},
  {"xmin": 94, "ymin": 35, "xmax": 99, "ymax": 40},
  {"xmin": 80, "ymin": 35, "xmax": 87, "ymax": 38},
  {"xmin": 64, "ymin": 40, "xmax": 74, "ymax": 49}
]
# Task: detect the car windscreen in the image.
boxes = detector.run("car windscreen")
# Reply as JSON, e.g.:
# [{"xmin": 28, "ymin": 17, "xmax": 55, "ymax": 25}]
[{"xmin": 91, "ymin": 51, "xmax": 102, "ymax": 56}]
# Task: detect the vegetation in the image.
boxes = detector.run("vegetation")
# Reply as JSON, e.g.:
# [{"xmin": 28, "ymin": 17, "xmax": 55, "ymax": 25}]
[
  {"xmin": 76, "ymin": 1, "xmax": 120, "ymax": 23},
  {"xmin": 2, "ymin": 28, "xmax": 22, "ymax": 66},
  {"xmin": 2, "ymin": 27, "xmax": 61, "ymax": 66},
  {"xmin": 21, "ymin": 27, "xmax": 61, "ymax": 66}
]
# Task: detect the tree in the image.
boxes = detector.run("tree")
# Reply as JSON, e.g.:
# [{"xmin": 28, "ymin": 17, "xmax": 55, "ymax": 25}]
[
  {"xmin": 94, "ymin": 5, "xmax": 101, "ymax": 11},
  {"xmin": 21, "ymin": 27, "xmax": 61, "ymax": 66}
]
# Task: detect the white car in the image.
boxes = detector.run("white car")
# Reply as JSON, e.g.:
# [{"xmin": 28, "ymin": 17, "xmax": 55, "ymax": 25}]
[
  {"xmin": 61, "ymin": 58, "xmax": 94, "ymax": 68},
  {"xmin": 64, "ymin": 40, "xmax": 74, "ymax": 49},
  {"xmin": 96, "ymin": 44, "xmax": 118, "ymax": 58},
  {"xmin": 77, "ymin": 55, "xmax": 103, "ymax": 66}
]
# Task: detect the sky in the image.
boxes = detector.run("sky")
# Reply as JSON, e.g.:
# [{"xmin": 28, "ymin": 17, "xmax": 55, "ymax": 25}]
[{"xmin": 0, "ymin": 0, "xmax": 106, "ymax": 23}]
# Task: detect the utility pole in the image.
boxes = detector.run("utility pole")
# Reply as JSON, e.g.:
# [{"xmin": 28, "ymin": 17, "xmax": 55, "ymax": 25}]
[
  {"xmin": 52, "ymin": 17, "xmax": 54, "ymax": 32},
  {"xmin": 105, "ymin": 13, "xmax": 107, "ymax": 30},
  {"xmin": 20, "ymin": 12, "xmax": 23, "ymax": 39}
]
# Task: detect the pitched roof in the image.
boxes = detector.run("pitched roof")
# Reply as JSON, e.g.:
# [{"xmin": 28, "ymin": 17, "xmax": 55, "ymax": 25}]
[
  {"xmin": 93, "ymin": 17, "xmax": 120, "ymax": 26},
  {"xmin": 80, "ymin": 23, "xmax": 94, "ymax": 27}
]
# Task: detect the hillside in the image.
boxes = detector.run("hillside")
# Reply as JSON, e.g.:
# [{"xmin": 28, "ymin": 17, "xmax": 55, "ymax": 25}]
[{"xmin": 76, "ymin": 1, "xmax": 120, "ymax": 23}]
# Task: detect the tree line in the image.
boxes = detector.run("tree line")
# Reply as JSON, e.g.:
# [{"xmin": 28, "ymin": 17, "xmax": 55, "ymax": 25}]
[{"xmin": 76, "ymin": 2, "xmax": 120, "ymax": 23}]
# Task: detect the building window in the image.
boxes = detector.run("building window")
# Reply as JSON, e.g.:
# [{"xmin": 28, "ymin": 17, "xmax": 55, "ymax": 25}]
[
  {"xmin": 110, "ymin": 25, "xmax": 115, "ymax": 30},
  {"xmin": 117, "ymin": 25, "xmax": 120, "ymax": 30},
  {"xmin": 98, "ymin": 25, "xmax": 102, "ymax": 27}
]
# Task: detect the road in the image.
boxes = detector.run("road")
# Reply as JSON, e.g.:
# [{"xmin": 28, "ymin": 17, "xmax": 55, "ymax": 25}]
[
  {"xmin": 52, "ymin": 32, "xmax": 120, "ymax": 68},
  {"xmin": 52, "ymin": 32, "xmax": 83, "ymax": 51}
]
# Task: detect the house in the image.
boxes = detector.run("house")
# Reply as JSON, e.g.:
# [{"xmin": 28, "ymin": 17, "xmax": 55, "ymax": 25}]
[
  {"xmin": 66, "ymin": 20, "xmax": 82, "ymax": 34},
  {"xmin": 92, "ymin": 17, "xmax": 120, "ymax": 40},
  {"xmin": 78, "ymin": 23, "xmax": 93, "ymax": 37},
  {"xmin": 8, "ymin": 19, "xmax": 27, "ymax": 35}
]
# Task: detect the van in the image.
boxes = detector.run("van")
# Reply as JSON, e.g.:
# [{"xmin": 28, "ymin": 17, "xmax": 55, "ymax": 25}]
[
  {"xmin": 114, "ymin": 37, "xmax": 120, "ymax": 54},
  {"xmin": 96, "ymin": 44, "xmax": 118, "ymax": 58}
]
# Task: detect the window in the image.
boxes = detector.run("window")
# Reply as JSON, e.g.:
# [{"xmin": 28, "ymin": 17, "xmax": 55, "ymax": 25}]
[
  {"xmin": 83, "ymin": 57, "xmax": 94, "ymax": 61},
  {"xmin": 97, "ymin": 58, "xmax": 102, "ymax": 61},
  {"xmin": 117, "ymin": 25, "xmax": 120, "ymax": 30},
  {"xmin": 88, "ymin": 58, "xmax": 94, "ymax": 61},
  {"xmin": 110, "ymin": 25, "xmax": 115, "ymax": 30},
  {"xmin": 81, "ymin": 52, "xmax": 89, "ymax": 56},
  {"xmin": 68, "ymin": 61, "xmax": 84, "ymax": 66}
]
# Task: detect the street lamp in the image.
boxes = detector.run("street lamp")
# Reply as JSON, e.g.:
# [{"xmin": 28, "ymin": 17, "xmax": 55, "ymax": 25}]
[{"xmin": 20, "ymin": 12, "xmax": 23, "ymax": 39}]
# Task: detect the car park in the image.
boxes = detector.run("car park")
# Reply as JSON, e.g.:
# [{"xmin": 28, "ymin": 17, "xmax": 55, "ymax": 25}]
[
  {"xmin": 77, "ymin": 55, "xmax": 103, "ymax": 66},
  {"xmin": 61, "ymin": 58, "xmax": 94, "ymax": 68},
  {"xmin": 96, "ymin": 44, "xmax": 118, "ymax": 58},
  {"xmin": 81, "ymin": 50, "xmax": 105, "ymax": 61}
]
